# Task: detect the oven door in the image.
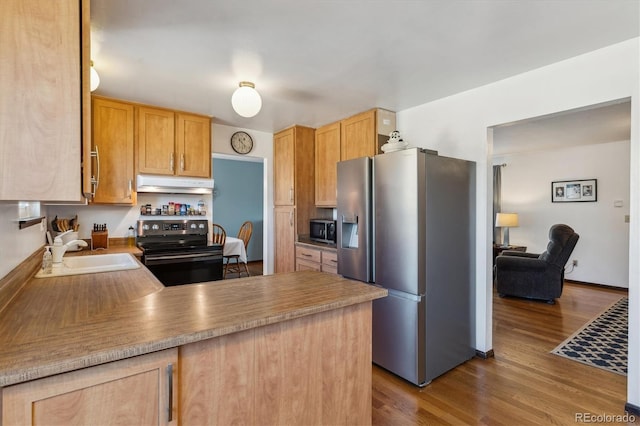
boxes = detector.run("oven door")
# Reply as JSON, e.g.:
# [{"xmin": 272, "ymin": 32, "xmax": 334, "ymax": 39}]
[{"xmin": 143, "ymin": 250, "xmax": 223, "ymax": 286}]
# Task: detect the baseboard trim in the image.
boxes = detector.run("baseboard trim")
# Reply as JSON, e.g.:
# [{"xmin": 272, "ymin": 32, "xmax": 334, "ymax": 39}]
[
  {"xmin": 564, "ymin": 279, "xmax": 628, "ymax": 292},
  {"xmin": 625, "ymin": 402, "xmax": 640, "ymax": 417},
  {"xmin": 475, "ymin": 349, "xmax": 494, "ymax": 359}
]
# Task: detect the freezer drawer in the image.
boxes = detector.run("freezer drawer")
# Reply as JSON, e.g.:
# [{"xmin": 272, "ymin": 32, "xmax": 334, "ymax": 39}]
[{"xmin": 372, "ymin": 289, "xmax": 426, "ymax": 386}]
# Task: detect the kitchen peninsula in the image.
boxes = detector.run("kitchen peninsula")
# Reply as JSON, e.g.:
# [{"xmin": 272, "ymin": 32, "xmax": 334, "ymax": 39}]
[{"xmin": 0, "ymin": 253, "xmax": 386, "ymax": 425}]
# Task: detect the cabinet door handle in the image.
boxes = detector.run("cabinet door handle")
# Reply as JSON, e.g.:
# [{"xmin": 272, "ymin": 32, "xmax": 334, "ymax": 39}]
[
  {"xmin": 180, "ymin": 154, "xmax": 185, "ymax": 171},
  {"xmin": 289, "ymin": 211, "xmax": 293, "ymax": 226},
  {"xmin": 170, "ymin": 153, "xmax": 174, "ymax": 171},
  {"xmin": 289, "ymin": 187, "xmax": 293, "ymax": 203},
  {"xmin": 90, "ymin": 145, "xmax": 100, "ymax": 197},
  {"xmin": 127, "ymin": 179, "xmax": 132, "ymax": 199},
  {"xmin": 167, "ymin": 363, "xmax": 174, "ymax": 422},
  {"xmin": 301, "ymin": 253, "xmax": 312, "ymax": 257}
]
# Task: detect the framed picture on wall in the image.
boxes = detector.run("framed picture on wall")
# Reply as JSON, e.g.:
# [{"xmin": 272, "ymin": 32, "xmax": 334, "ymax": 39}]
[{"xmin": 552, "ymin": 179, "xmax": 597, "ymax": 203}]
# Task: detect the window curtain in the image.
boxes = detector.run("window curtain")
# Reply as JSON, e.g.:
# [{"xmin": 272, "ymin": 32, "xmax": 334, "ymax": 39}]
[{"xmin": 493, "ymin": 165, "xmax": 502, "ymax": 244}]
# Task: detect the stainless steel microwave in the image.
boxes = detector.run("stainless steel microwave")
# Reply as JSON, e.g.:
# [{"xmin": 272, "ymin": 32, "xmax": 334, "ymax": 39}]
[{"xmin": 310, "ymin": 219, "xmax": 336, "ymax": 244}]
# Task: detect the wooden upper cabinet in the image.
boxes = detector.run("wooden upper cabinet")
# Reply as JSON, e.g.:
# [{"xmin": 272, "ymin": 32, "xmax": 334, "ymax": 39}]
[
  {"xmin": 341, "ymin": 110, "xmax": 376, "ymax": 161},
  {"xmin": 0, "ymin": 0, "xmax": 86, "ymax": 201},
  {"xmin": 340, "ymin": 109, "xmax": 396, "ymax": 162},
  {"xmin": 91, "ymin": 97, "xmax": 135, "ymax": 204},
  {"xmin": 175, "ymin": 113, "xmax": 211, "ymax": 178},
  {"xmin": 315, "ymin": 109, "xmax": 395, "ymax": 207},
  {"xmin": 136, "ymin": 107, "xmax": 211, "ymax": 178},
  {"xmin": 136, "ymin": 106, "xmax": 176, "ymax": 176},
  {"xmin": 274, "ymin": 128, "xmax": 296, "ymax": 206},
  {"xmin": 315, "ymin": 121, "xmax": 341, "ymax": 207}
]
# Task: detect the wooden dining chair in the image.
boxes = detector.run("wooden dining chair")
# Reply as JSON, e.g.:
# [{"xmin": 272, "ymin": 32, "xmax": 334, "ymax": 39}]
[
  {"xmin": 210, "ymin": 223, "xmax": 226, "ymax": 246},
  {"xmin": 224, "ymin": 221, "xmax": 253, "ymax": 279}
]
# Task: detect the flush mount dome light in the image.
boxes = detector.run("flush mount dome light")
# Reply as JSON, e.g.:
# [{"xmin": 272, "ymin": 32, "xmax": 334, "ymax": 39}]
[
  {"xmin": 231, "ymin": 81, "xmax": 262, "ymax": 118},
  {"xmin": 90, "ymin": 60, "xmax": 100, "ymax": 92}
]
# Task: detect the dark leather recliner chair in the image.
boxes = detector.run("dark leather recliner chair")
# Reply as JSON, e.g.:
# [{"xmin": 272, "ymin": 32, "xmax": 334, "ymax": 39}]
[{"xmin": 495, "ymin": 224, "xmax": 579, "ymax": 304}]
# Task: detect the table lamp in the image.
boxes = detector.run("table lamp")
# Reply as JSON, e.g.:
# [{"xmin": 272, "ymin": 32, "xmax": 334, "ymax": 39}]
[{"xmin": 496, "ymin": 213, "xmax": 519, "ymax": 247}]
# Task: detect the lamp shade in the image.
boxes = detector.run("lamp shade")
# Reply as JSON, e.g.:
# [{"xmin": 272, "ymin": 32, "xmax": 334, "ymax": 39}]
[
  {"xmin": 231, "ymin": 81, "xmax": 262, "ymax": 118},
  {"xmin": 495, "ymin": 213, "xmax": 519, "ymax": 227},
  {"xmin": 90, "ymin": 62, "xmax": 100, "ymax": 92}
]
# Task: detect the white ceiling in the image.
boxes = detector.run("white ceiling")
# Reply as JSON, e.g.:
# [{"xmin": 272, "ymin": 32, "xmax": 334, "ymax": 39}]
[{"xmin": 90, "ymin": 0, "xmax": 640, "ymax": 134}]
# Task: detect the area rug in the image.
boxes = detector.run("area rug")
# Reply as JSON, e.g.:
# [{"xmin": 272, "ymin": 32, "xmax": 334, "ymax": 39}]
[{"xmin": 551, "ymin": 297, "xmax": 628, "ymax": 376}]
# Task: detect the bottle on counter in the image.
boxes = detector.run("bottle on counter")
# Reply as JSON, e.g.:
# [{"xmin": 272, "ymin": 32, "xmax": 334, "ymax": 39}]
[
  {"xmin": 127, "ymin": 226, "xmax": 136, "ymax": 247},
  {"xmin": 197, "ymin": 199, "xmax": 205, "ymax": 215},
  {"xmin": 42, "ymin": 246, "xmax": 52, "ymax": 274}
]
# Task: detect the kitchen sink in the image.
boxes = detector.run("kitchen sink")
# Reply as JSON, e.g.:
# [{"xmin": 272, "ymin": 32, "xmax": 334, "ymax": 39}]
[{"xmin": 35, "ymin": 253, "xmax": 140, "ymax": 278}]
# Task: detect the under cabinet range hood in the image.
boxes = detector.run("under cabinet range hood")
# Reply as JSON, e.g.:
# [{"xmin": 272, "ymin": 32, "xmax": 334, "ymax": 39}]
[{"xmin": 136, "ymin": 175, "xmax": 214, "ymax": 194}]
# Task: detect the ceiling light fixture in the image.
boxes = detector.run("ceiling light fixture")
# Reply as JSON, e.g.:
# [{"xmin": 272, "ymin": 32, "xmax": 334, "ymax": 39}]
[
  {"xmin": 231, "ymin": 81, "xmax": 262, "ymax": 118},
  {"xmin": 90, "ymin": 60, "xmax": 100, "ymax": 92}
]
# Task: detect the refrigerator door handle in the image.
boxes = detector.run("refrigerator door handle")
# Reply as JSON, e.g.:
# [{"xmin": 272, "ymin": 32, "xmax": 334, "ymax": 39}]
[{"xmin": 376, "ymin": 286, "xmax": 423, "ymax": 303}]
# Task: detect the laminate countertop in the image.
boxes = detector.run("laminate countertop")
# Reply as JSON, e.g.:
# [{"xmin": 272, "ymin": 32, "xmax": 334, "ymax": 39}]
[{"xmin": 0, "ymin": 250, "xmax": 386, "ymax": 387}]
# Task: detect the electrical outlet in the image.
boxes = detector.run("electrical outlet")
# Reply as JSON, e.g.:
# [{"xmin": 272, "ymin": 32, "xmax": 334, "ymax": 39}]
[{"xmin": 572, "ymin": 260, "xmax": 578, "ymax": 267}]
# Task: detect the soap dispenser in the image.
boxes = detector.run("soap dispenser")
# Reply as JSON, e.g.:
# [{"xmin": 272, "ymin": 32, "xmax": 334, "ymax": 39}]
[
  {"xmin": 42, "ymin": 246, "xmax": 52, "ymax": 274},
  {"xmin": 127, "ymin": 226, "xmax": 136, "ymax": 248}
]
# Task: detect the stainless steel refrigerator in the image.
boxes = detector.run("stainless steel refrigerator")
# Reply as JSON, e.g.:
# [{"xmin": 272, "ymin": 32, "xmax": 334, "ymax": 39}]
[{"xmin": 337, "ymin": 147, "xmax": 475, "ymax": 386}]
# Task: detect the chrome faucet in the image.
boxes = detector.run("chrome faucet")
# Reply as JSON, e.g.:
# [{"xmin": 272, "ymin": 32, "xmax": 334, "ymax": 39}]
[{"xmin": 51, "ymin": 231, "xmax": 89, "ymax": 264}]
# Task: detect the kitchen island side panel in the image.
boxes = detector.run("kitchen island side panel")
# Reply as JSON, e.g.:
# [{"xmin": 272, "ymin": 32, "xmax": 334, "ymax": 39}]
[{"xmin": 180, "ymin": 302, "xmax": 372, "ymax": 426}]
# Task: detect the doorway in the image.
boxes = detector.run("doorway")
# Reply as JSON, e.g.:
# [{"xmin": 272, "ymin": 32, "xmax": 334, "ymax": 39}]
[
  {"xmin": 212, "ymin": 154, "xmax": 264, "ymax": 265},
  {"xmin": 490, "ymin": 98, "xmax": 631, "ymax": 288}
]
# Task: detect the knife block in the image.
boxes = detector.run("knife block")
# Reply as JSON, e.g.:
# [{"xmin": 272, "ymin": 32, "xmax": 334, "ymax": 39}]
[{"xmin": 91, "ymin": 230, "xmax": 109, "ymax": 250}]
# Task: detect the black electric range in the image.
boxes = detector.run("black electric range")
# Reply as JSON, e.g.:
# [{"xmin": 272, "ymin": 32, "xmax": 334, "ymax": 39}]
[{"xmin": 137, "ymin": 219, "xmax": 223, "ymax": 286}]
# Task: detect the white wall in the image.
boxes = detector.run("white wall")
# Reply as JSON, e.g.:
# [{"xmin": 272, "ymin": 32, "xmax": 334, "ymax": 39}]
[
  {"xmin": 211, "ymin": 124, "xmax": 274, "ymax": 274},
  {"xmin": 494, "ymin": 140, "xmax": 630, "ymax": 288},
  {"xmin": 397, "ymin": 38, "xmax": 639, "ymax": 406},
  {"xmin": 0, "ymin": 202, "xmax": 47, "ymax": 279}
]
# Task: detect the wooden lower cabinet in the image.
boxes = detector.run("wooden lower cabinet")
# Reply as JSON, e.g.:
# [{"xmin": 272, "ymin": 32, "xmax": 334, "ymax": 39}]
[
  {"xmin": 1, "ymin": 348, "xmax": 178, "ymax": 426},
  {"xmin": 296, "ymin": 245, "xmax": 322, "ymax": 271},
  {"xmin": 275, "ymin": 206, "xmax": 296, "ymax": 273},
  {"xmin": 296, "ymin": 245, "xmax": 338, "ymax": 274},
  {"xmin": 321, "ymin": 250, "xmax": 338, "ymax": 274},
  {"xmin": 180, "ymin": 302, "xmax": 372, "ymax": 425}
]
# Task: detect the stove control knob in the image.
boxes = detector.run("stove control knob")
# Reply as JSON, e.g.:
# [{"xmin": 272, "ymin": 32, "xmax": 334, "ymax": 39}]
[
  {"xmin": 142, "ymin": 224, "xmax": 149, "ymax": 231},
  {"xmin": 190, "ymin": 223, "xmax": 197, "ymax": 229},
  {"xmin": 198, "ymin": 224, "xmax": 205, "ymax": 229},
  {"xmin": 152, "ymin": 224, "xmax": 160, "ymax": 230}
]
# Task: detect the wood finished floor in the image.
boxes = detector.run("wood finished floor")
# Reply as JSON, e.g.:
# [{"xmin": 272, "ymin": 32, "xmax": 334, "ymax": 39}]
[
  {"xmin": 372, "ymin": 282, "xmax": 637, "ymax": 425},
  {"xmin": 223, "ymin": 260, "xmax": 263, "ymax": 279}
]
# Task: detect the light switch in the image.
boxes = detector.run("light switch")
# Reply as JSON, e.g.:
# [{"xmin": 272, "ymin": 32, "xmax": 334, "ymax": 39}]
[
  {"xmin": 614, "ymin": 200, "xmax": 624, "ymax": 207},
  {"xmin": 625, "ymin": 215, "xmax": 630, "ymax": 223}
]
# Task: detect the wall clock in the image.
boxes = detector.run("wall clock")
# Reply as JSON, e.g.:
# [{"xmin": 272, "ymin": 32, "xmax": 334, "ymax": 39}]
[{"xmin": 230, "ymin": 131, "xmax": 254, "ymax": 154}]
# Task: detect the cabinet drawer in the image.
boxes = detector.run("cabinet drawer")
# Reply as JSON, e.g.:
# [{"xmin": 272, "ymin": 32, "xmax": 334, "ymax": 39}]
[
  {"xmin": 322, "ymin": 251, "xmax": 337, "ymax": 266},
  {"xmin": 296, "ymin": 258, "xmax": 321, "ymax": 271},
  {"xmin": 321, "ymin": 263, "xmax": 337, "ymax": 274},
  {"xmin": 296, "ymin": 247, "xmax": 321, "ymax": 263}
]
